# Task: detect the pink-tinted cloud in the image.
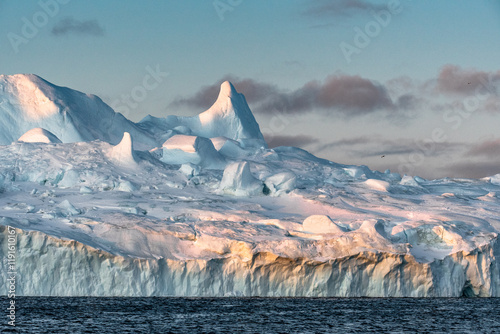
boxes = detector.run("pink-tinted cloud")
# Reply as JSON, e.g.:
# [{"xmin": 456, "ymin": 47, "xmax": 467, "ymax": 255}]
[
  {"xmin": 436, "ymin": 65, "xmax": 500, "ymax": 95},
  {"xmin": 171, "ymin": 74, "xmax": 400, "ymax": 118},
  {"xmin": 257, "ymin": 75, "xmax": 395, "ymax": 116},
  {"xmin": 169, "ymin": 76, "xmax": 279, "ymax": 110}
]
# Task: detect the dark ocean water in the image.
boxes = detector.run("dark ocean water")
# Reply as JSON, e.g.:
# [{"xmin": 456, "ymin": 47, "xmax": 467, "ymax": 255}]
[{"xmin": 1, "ymin": 297, "xmax": 499, "ymax": 333}]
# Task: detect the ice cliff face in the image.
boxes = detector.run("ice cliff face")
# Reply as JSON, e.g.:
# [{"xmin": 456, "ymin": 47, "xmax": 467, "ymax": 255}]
[
  {"xmin": 1, "ymin": 226, "xmax": 498, "ymax": 297},
  {"xmin": 1, "ymin": 74, "xmax": 500, "ymax": 297}
]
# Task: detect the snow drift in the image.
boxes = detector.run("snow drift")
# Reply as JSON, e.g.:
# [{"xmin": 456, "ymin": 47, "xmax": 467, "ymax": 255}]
[
  {"xmin": 106, "ymin": 132, "xmax": 139, "ymax": 168},
  {"xmin": 18, "ymin": 128, "xmax": 62, "ymax": 144},
  {"xmin": 219, "ymin": 161, "xmax": 264, "ymax": 196},
  {"xmin": 160, "ymin": 134, "xmax": 225, "ymax": 169}
]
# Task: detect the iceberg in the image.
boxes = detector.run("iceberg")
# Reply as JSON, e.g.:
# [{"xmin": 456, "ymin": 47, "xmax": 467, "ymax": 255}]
[{"xmin": 0, "ymin": 74, "xmax": 499, "ymax": 297}]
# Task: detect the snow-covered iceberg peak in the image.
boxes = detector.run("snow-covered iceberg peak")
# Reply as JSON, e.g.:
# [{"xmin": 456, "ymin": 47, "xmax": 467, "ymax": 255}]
[
  {"xmin": 195, "ymin": 81, "xmax": 267, "ymax": 148},
  {"xmin": 107, "ymin": 132, "xmax": 138, "ymax": 168},
  {"xmin": 219, "ymin": 80, "xmax": 238, "ymax": 98},
  {"xmin": 0, "ymin": 74, "xmax": 156, "ymax": 149}
]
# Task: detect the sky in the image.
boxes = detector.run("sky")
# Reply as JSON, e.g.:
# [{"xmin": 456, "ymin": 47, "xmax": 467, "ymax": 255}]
[{"xmin": 1, "ymin": 0, "xmax": 500, "ymax": 179}]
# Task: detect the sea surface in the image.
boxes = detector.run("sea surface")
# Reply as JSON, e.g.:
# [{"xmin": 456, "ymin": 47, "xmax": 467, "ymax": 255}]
[{"xmin": 1, "ymin": 297, "xmax": 499, "ymax": 333}]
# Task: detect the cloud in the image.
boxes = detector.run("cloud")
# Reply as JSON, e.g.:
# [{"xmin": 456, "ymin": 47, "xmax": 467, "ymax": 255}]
[
  {"xmin": 309, "ymin": 136, "xmax": 475, "ymax": 179},
  {"xmin": 362, "ymin": 141, "xmax": 464, "ymax": 159},
  {"xmin": 261, "ymin": 75, "xmax": 394, "ymax": 116},
  {"xmin": 169, "ymin": 76, "xmax": 279, "ymax": 110},
  {"xmin": 444, "ymin": 161, "xmax": 500, "ymax": 179},
  {"xmin": 313, "ymin": 136, "xmax": 465, "ymax": 159},
  {"xmin": 51, "ymin": 17, "xmax": 105, "ymax": 37},
  {"xmin": 263, "ymin": 134, "xmax": 319, "ymax": 148},
  {"xmin": 386, "ymin": 76, "xmax": 416, "ymax": 93},
  {"xmin": 395, "ymin": 94, "xmax": 420, "ymax": 110},
  {"xmin": 396, "ymin": 65, "xmax": 500, "ymax": 115},
  {"xmin": 435, "ymin": 65, "xmax": 500, "ymax": 96},
  {"xmin": 465, "ymin": 138, "xmax": 500, "ymax": 157},
  {"xmin": 170, "ymin": 65, "xmax": 500, "ymax": 122},
  {"xmin": 313, "ymin": 136, "xmax": 374, "ymax": 153},
  {"xmin": 172, "ymin": 74, "xmax": 404, "ymax": 118},
  {"xmin": 303, "ymin": 0, "xmax": 386, "ymax": 18}
]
